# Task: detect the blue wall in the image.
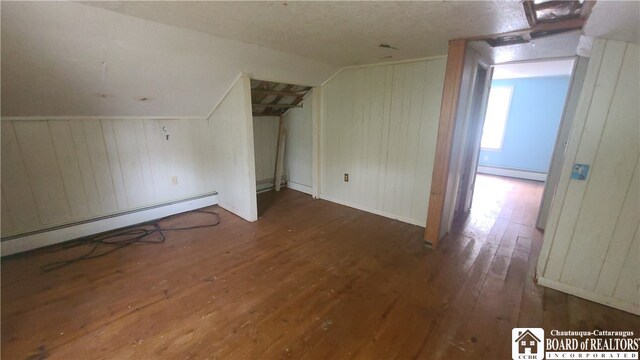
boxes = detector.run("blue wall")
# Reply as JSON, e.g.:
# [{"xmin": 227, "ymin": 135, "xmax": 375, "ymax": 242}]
[{"xmin": 479, "ymin": 76, "xmax": 571, "ymax": 173}]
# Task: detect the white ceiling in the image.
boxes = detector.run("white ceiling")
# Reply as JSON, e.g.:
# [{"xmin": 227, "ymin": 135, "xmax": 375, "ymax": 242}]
[
  {"xmin": 1, "ymin": 2, "xmax": 337, "ymax": 116},
  {"xmin": 82, "ymin": 1, "xmax": 530, "ymax": 66},
  {"xmin": 584, "ymin": 1, "xmax": 640, "ymax": 44},
  {"xmin": 493, "ymin": 59, "xmax": 575, "ymax": 80}
]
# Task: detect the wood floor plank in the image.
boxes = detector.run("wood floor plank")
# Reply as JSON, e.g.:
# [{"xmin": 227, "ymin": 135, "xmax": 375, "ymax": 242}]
[{"xmin": 2, "ymin": 175, "xmax": 639, "ymax": 359}]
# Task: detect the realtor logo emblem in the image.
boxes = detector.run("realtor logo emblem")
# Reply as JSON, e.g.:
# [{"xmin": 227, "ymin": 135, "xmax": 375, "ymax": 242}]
[{"xmin": 512, "ymin": 328, "xmax": 545, "ymax": 360}]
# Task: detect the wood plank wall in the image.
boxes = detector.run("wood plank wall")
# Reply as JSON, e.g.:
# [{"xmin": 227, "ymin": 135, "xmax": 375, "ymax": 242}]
[
  {"xmin": 320, "ymin": 57, "xmax": 446, "ymax": 226},
  {"xmin": 209, "ymin": 75, "xmax": 258, "ymax": 222},
  {"xmin": 284, "ymin": 91, "xmax": 313, "ymax": 192},
  {"xmin": 252, "ymin": 116, "xmax": 281, "ymax": 191},
  {"xmin": 1, "ymin": 117, "xmax": 216, "ymax": 238},
  {"xmin": 537, "ymin": 39, "xmax": 640, "ymax": 314}
]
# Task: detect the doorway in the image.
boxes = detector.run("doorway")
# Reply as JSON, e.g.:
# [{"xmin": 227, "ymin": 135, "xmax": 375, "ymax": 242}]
[
  {"xmin": 465, "ymin": 58, "xmax": 579, "ymax": 229},
  {"xmin": 250, "ymin": 79, "xmax": 315, "ymax": 216}
]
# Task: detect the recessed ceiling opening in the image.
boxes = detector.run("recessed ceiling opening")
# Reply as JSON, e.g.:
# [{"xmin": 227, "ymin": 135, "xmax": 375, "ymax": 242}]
[{"xmin": 250, "ymin": 79, "xmax": 312, "ymax": 117}]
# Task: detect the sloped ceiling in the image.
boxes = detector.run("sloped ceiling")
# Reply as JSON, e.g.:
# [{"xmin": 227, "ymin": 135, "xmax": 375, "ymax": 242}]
[
  {"xmin": 82, "ymin": 1, "xmax": 530, "ymax": 67},
  {"xmin": 1, "ymin": 2, "xmax": 337, "ymax": 117},
  {"xmin": 4, "ymin": 1, "xmax": 637, "ymax": 117}
]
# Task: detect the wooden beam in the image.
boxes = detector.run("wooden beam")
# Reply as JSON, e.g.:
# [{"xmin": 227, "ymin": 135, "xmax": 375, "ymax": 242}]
[
  {"xmin": 424, "ymin": 39, "xmax": 467, "ymax": 248},
  {"xmin": 523, "ymin": 0, "xmax": 537, "ymax": 28},
  {"xmin": 269, "ymin": 84, "xmax": 295, "ymax": 114},
  {"xmin": 273, "ymin": 116, "xmax": 287, "ymax": 191},
  {"xmin": 580, "ymin": 1, "xmax": 596, "ymax": 19},
  {"xmin": 251, "ymin": 89, "xmax": 307, "ymax": 97}
]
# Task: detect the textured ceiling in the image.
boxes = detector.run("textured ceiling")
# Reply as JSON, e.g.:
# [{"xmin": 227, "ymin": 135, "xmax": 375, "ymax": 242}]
[
  {"xmin": 82, "ymin": 1, "xmax": 530, "ymax": 66},
  {"xmin": 584, "ymin": 1, "xmax": 640, "ymax": 44}
]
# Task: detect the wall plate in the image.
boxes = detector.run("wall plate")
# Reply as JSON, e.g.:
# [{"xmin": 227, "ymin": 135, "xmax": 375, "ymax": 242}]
[{"xmin": 571, "ymin": 163, "xmax": 590, "ymax": 180}]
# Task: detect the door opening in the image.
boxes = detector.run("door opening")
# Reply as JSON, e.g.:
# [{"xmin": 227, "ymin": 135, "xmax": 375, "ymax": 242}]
[
  {"xmin": 468, "ymin": 58, "xmax": 579, "ymax": 228},
  {"xmin": 249, "ymin": 79, "xmax": 315, "ymax": 216}
]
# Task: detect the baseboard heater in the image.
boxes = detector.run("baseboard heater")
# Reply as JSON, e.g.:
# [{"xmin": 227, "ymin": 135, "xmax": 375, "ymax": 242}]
[
  {"xmin": 1, "ymin": 192, "xmax": 218, "ymax": 256},
  {"xmin": 477, "ymin": 166, "xmax": 547, "ymax": 182}
]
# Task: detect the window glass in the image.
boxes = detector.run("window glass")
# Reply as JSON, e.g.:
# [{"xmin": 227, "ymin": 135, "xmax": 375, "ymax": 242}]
[{"xmin": 481, "ymin": 86, "xmax": 513, "ymax": 150}]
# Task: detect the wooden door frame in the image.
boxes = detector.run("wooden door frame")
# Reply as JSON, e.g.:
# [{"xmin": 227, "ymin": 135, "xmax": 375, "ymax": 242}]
[{"xmin": 424, "ymin": 39, "xmax": 467, "ymax": 248}]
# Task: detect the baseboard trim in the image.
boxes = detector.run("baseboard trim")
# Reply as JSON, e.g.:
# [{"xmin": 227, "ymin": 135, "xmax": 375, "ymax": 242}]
[
  {"xmin": 256, "ymin": 176, "xmax": 286, "ymax": 192},
  {"xmin": 318, "ymin": 194, "xmax": 425, "ymax": 227},
  {"xmin": 537, "ymin": 276, "xmax": 639, "ymax": 316},
  {"xmin": 286, "ymin": 181, "xmax": 313, "ymax": 195},
  {"xmin": 1, "ymin": 194, "xmax": 219, "ymax": 256},
  {"xmin": 477, "ymin": 166, "xmax": 547, "ymax": 182}
]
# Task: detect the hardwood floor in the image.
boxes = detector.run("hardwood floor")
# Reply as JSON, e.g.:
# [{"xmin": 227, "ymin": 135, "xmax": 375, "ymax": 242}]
[{"xmin": 2, "ymin": 174, "xmax": 638, "ymax": 359}]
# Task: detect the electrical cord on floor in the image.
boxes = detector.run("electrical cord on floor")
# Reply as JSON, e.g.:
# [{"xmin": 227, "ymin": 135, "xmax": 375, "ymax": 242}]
[{"xmin": 40, "ymin": 209, "xmax": 221, "ymax": 272}]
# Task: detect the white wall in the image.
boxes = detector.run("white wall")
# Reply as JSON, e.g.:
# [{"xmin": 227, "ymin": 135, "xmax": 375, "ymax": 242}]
[
  {"xmin": 284, "ymin": 91, "xmax": 314, "ymax": 194},
  {"xmin": 253, "ymin": 116, "xmax": 281, "ymax": 191},
  {"xmin": 537, "ymin": 56, "xmax": 589, "ymax": 230},
  {"xmin": 210, "ymin": 75, "xmax": 258, "ymax": 222},
  {"xmin": 1, "ymin": 116, "xmax": 215, "ymax": 238},
  {"xmin": 320, "ymin": 58, "xmax": 447, "ymax": 226},
  {"xmin": 0, "ymin": 1, "xmax": 338, "ymax": 117},
  {"xmin": 1, "ymin": 74, "xmax": 258, "ymax": 246},
  {"xmin": 537, "ymin": 39, "xmax": 639, "ymax": 315}
]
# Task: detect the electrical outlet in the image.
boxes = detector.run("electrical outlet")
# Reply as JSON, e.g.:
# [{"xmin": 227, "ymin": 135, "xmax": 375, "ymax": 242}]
[
  {"xmin": 344, "ymin": 173, "xmax": 349, "ymax": 182},
  {"xmin": 171, "ymin": 176, "xmax": 178, "ymax": 185}
]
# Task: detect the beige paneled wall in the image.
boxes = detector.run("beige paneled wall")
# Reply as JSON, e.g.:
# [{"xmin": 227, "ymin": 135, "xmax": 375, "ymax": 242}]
[
  {"xmin": 1, "ymin": 117, "xmax": 216, "ymax": 237},
  {"xmin": 252, "ymin": 116, "xmax": 280, "ymax": 191},
  {"xmin": 537, "ymin": 39, "xmax": 639, "ymax": 314},
  {"xmin": 209, "ymin": 75, "xmax": 257, "ymax": 222},
  {"xmin": 320, "ymin": 57, "xmax": 446, "ymax": 226},
  {"xmin": 285, "ymin": 91, "xmax": 313, "ymax": 193}
]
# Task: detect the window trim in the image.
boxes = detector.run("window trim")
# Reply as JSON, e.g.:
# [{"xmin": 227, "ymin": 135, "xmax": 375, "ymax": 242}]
[{"xmin": 480, "ymin": 85, "xmax": 514, "ymax": 151}]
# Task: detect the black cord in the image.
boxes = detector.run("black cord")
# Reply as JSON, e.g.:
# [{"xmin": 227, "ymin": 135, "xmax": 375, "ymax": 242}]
[{"xmin": 40, "ymin": 209, "xmax": 220, "ymax": 272}]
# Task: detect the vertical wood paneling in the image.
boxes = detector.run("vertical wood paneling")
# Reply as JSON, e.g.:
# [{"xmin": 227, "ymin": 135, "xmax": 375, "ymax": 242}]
[
  {"xmin": 595, "ymin": 161, "xmax": 639, "ymax": 296},
  {"xmin": 83, "ymin": 120, "xmax": 119, "ymax": 214},
  {"xmin": 559, "ymin": 43, "xmax": 639, "ymax": 290},
  {"xmin": 13, "ymin": 121, "xmax": 72, "ymax": 225},
  {"xmin": 133, "ymin": 119, "xmax": 156, "ymax": 202},
  {"xmin": 543, "ymin": 40, "xmax": 625, "ymax": 280},
  {"xmin": 1, "ymin": 188, "xmax": 16, "ymax": 234},
  {"xmin": 253, "ymin": 116, "xmax": 280, "ymax": 186},
  {"xmin": 144, "ymin": 119, "xmax": 171, "ymax": 203},
  {"xmin": 1, "ymin": 117, "xmax": 217, "ymax": 238},
  {"xmin": 68, "ymin": 120, "xmax": 103, "ymax": 216},
  {"xmin": 284, "ymin": 92, "xmax": 313, "ymax": 188},
  {"xmin": 613, "ymin": 227, "xmax": 640, "ymax": 305},
  {"xmin": 538, "ymin": 39, "xmax": 640, "ymax": 313},
  {"xmin": 100, "ymin": 120, "xmax": 129, "ymax": 210},
  {"xmin": 411, "ymin": 60, "xmax": 447, "ymax": 222},
  {"xmin": 1, "ymin": 121, "xmax": 41, "ymax": 231},
  {"xmin": 49, "ymin": 121, "xmax": 91, "ymax": 219},
  {"xmin": 320, "ymin": 57, "xmax": 446, "ymax": 226},
  {"xmin": 210, "ymin": 74, "xmax": 257, "ymax": 221},
  {"xmin": 112, "ymin": 120, "xmax": 148, "ymax": 207}
]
